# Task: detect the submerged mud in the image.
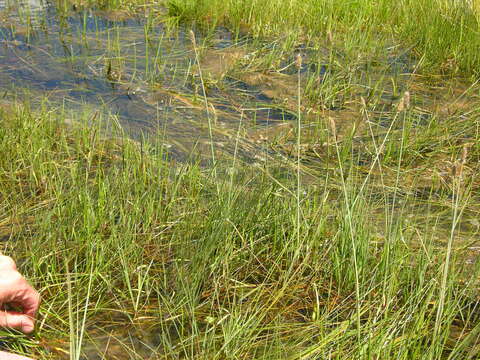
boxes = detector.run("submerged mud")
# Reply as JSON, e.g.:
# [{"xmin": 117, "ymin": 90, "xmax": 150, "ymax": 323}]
[{"xmin": 0, "ymin": 0, "xmax": 432, "ymax": 165}]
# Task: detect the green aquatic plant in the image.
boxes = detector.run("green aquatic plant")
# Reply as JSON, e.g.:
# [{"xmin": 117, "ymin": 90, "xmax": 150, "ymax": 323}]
[
  {"xmin": 0, "ymin": 96, "xmax": 479, "ymax": 358},
  {"xmin": 1, "ymin": 1, "xmax": 480, "ymax": 358},
  {"xmin": 166, "ymin": 0, "xmax": 480, "ymax": 77}
]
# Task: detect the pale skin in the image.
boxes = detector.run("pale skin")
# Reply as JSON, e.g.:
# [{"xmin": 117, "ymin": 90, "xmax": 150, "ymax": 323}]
[{"xmin": 0, "ymin": 255, "xmax": 40, "ymax": 360}]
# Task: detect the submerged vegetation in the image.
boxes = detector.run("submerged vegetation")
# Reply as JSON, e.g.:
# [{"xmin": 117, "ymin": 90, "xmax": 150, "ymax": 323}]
[
  {"xmin": 2, "ymin": 94, "xmax": 480, "ymax": 359},
  {"xmin": 1, "ymin": 0, "xmax": 480, "ymax": 359}
]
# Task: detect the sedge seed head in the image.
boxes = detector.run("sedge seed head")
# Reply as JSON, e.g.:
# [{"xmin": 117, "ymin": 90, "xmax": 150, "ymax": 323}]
[
  {"xmin": 189, "ymin": 30, "xmax": 196, "ymax": 46},
  {"xmin": 328, "ymin": 117, "xmax": 337, "ymax": 140},
  {"xmin": 295, "ymin": 53, "xmax": 303, "ymax": 69}
]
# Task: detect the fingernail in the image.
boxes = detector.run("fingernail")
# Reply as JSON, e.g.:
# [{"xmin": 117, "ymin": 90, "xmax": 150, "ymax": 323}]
[{"xmin": 22, "ymin": 322, "xmax": 34, "ymax": 334}]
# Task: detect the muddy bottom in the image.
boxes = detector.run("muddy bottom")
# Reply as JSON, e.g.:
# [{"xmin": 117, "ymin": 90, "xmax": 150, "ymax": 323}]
[
  {"xmin": 0, "ymin": 0, "xmax": 434, "ymax": 165},
  {"xmin": 0, "ymin": 0, "xmax": 311, "ymax": 163}
]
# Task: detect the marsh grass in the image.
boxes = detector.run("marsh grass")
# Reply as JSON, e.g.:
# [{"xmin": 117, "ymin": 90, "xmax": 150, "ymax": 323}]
[
  {"xmin": 166, "ymin": 0, "xmax": 480, "ymax": 77},
  {"xmin": 2, "ymin": 1, "xmax": 480, "ymax": 359},
  {"xmin": 0, "ymin": 89, "xmax": 480, "ymax": 359}
]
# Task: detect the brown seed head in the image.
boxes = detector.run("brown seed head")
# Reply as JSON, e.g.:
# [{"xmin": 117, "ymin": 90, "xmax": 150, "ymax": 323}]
[
  {"xmin": 328, "ymin": 117, "xmax": 337, "ymax": 141},
  {"xmin": 295, "ymin": 53, "xmax": 303, "ymax": 69},
  {"xmin": 397, "ymin": 91, "xmax": 410, "ymax": 112},
  {"xmin": 189, "ymin": 30, "xmax": 196, "ymax": 47}
]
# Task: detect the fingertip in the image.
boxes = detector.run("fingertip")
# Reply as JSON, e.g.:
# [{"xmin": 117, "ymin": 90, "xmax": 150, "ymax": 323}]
[
  {"xmin": 21, "ymin": 321, "xmax": 34, "ymax": 334},
  {"xmin": 19, "ymin": 316, "xmax": 35, "ymax": 334},
  {"xmin": 0, "ymin": 313, "xmax": 35, "ymax": 334}
]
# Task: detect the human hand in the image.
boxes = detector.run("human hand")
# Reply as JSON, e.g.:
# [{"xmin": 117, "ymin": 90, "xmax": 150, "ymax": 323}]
[
  {"xmin": 0, "ymin": 350, "xmax": 34, "ymax": 360},
  {"xmin": 0, "ymin": 256, "xmax": 40, "ymax": 334}
]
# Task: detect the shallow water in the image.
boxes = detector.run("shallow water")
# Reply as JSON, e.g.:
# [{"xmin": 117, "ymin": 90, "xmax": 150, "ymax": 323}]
[
  {"xmin": 0, "ymin": 0, "xmax": 423, "ymax": 166},
  {"xmin": 3, "ymin": 3, "xmax": 480, "ymax": 360},
  {"xmin": 0, "ymin": 0, "xmax": 307, "ymax": 162}
]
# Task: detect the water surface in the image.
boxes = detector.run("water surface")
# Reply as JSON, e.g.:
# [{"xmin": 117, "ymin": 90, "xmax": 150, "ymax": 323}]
[{"xmin": 1, "ymin": 0, "xmax": 306, "ymax": 162}]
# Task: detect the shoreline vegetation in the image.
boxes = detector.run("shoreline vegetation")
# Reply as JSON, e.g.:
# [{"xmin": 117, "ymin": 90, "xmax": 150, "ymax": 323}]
[
  {"xmin": 64, "ymin": 0, "xmax": 480, "ymax": 77},
  {"xmin": 1, "ymin": 0, "xmax": 480, "ymax": 359}
]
